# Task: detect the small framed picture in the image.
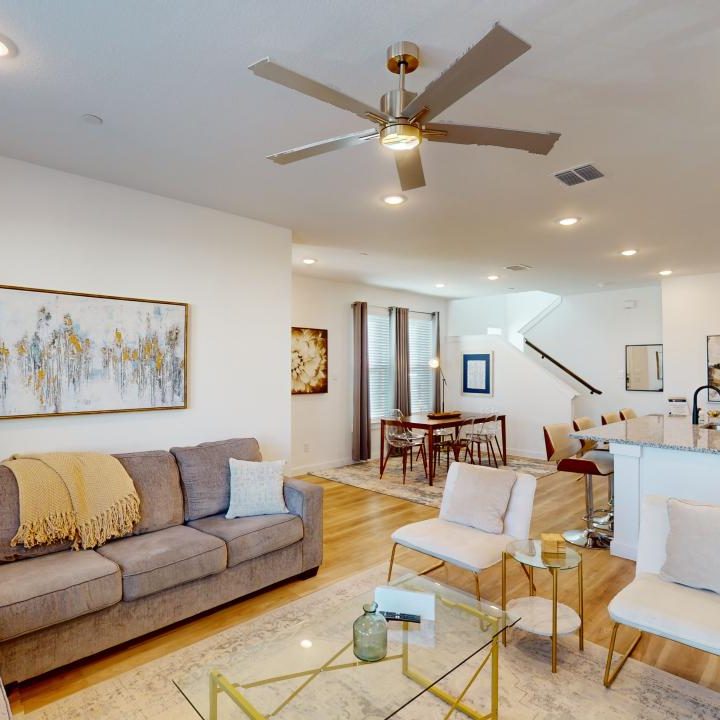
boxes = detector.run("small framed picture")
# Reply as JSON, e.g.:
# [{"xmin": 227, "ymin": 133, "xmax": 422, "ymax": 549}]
[
  {"xmin": 707, "ymin": 335, "xmax": 720, "ymax": 402},
  {"xmin": 462, "ymin": 352, "xmax": 493, "ymax": 396}
]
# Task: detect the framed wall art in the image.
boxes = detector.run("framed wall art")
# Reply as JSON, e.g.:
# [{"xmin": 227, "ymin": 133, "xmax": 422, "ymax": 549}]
[
  {"xmin": 291, "ymin": 327, "xmax": 328, "ymax": 395},
  {"xmin": 0, "ymin": 284, "xmax": 188, "ymax": 419},
  {"xmin": 707, "ymin": 335, "xmax": 720, "ymax": 402},
  {"xmin": 462, "ymin": 352, "xmax": 493, "ymax": 396}
]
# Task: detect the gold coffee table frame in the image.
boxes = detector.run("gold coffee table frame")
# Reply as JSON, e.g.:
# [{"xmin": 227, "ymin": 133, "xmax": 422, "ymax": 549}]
[{"xmin": 206, "ymin": 597, "xmax": 506, "ymax": 720}]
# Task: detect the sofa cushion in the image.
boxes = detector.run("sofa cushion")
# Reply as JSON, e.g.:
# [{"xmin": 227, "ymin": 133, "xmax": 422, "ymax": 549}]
[
  {"xmin": 170, "ymin": 438, "xmax": 262, "ymax": 521},
  {"xmin": 188, "ymin": 513, "xmax": 303, "ymax": 567},
  {"xmin": 113, "ymin": 450, "xmax": 184, "ymax": 534},
  {"xmin": 96, "ymin": 525, "xmax": 226, "ymax": 601},
  {"xmin": 0, "ymin": 465, "xmax": 72, "ymax": 562},
  {"xmin": 0, "ymin": 550, "xmax": 121, "ymax": 641}
]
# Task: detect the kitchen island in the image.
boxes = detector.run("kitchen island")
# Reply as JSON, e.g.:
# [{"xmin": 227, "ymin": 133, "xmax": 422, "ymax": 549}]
[{"xmin": 571, "ymin": 414, "xmax": 720, "ymax": 560}]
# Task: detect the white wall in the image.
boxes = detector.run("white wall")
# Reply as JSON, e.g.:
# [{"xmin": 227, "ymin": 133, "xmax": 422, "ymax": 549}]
[
  {"xmin": 527, "ymin": 285, "xmax": 664, "ymax": 421},
  {"xmin": 443, "ymin": 335, "xmax": 576, "ymax": 458},
  {"xmin": 662, "ymin": 273, "xmax": 720, "ymax": 409},
  {"xmin": 0, "ymin": 157, "xmax": 292, "ymax": 459},
  {"xmin": 290, "ymin": 275, "xmax": 447, "ymax": 474}
]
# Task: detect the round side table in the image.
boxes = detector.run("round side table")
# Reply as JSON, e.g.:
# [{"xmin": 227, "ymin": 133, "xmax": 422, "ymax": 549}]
[{"xmin": 501, "ymin": 539, "xmax": 584, "ymax": 673}]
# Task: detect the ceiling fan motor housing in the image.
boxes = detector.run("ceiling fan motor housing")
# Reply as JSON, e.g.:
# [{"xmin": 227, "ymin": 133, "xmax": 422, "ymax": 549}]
[{"xmin": 380, "ymin": 88, "xmax": 417, "ymax": 118}]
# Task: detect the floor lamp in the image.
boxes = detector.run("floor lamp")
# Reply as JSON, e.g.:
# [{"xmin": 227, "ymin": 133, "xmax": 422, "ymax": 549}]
[{"xmin": 428, "ymin": 357, "xmax": 447, "ymax": 412}]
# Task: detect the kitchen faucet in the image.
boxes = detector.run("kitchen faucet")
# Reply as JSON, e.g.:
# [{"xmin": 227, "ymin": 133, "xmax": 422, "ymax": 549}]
[{"xmin": 691, "ymin": 385, "xmax": 720, "ymax": 424}]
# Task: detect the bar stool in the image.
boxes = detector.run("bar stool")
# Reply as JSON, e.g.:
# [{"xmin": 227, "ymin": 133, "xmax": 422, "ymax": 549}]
[
  {"xmin": 543, "ymin": 423, "xmax": 614, "ymax": 549},
  {"xmin": 601, "ymin": 412, "xmax": 621, "ymax": 425},
  {"xmin": 573, "ymin": 416, "xmax": 613, "ymax": 526},
  {"xmin": 619, "ymin": 408, "xmax": 637, "ymax": 420}
]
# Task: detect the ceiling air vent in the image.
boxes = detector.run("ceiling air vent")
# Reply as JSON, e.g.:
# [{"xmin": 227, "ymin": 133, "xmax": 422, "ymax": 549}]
[
  {"xmin": 504, "ymin": 264, "xmax": 532, "ymax": 272},
  {"xmin": 553, "ymin": 163, "xmax": 604, "ymax": 186}
]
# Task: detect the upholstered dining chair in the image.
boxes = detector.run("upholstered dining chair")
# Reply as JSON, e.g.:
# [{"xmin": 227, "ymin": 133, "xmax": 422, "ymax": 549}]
[
  {"xmin": 381, "ymin": 409, "xmax": 428, "ymax": 483},
  {"xmin": 619, "ymin": 408, "xmax": 637, "ymax": 420},
  {"xmin": 603, "ymin": 495, "xmax": 720, "ymax": 687},
  {"xmin": 543, "ymin": 423, "xmax": 614, "ymax": 548},
  {"xmin": 601, "ymin": 412, "xmax": 621, "ymax": 425},
  {"xmin": 387, "ymin": 463, "xmax": 536, "ymax": 599}
]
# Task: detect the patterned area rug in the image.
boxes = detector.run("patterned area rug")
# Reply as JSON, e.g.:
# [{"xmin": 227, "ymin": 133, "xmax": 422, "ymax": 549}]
[
  {"xmin": 21, "ymin": 566, "xmax": 720, "ymax": 719},
  {"xmin": 310, "ymin": 457, "xmax": 556, "ymax": 507}
]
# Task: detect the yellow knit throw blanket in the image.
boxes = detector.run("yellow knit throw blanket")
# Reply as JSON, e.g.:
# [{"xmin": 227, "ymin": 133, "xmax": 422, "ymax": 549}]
[{"xmin": 2, "ymin": 453, "xmax": 141, "ymax": 551}]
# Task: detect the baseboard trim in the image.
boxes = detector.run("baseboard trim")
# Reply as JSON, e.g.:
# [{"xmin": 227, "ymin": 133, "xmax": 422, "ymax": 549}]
[{"xmin": 289, "ymin": 457, "xmax": 356, "ymax": 476}]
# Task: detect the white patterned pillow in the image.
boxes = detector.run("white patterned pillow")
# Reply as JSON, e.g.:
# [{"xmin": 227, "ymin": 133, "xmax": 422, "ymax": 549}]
[{"xmin": 226, "ymin": 458, "xmax": 289, "ymax": 518}]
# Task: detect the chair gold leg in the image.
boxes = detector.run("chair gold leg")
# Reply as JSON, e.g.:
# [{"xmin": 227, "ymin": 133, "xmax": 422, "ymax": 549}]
[
  {"xmin": 387, "ymin": 543, "xmax": 398, "ymax": 583},
  {"xmin": 603, "ymin": 622, "xmax": 642, "ymax": 688}
]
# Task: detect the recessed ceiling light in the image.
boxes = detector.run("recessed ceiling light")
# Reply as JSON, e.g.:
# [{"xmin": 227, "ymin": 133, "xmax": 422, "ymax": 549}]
[
  {"xmin": 659, "ymin": 269, "xmax": 673, "ymax": 276},
  {"xmin": 487, "ymin": 275, "xmax": 499, "ymax": 281},
  {"xmin": 300, "ymin": 639, "xmax": 313, "ymax": 649},
  {"xmin": 0, "ymin": 35, "xmax": 17, "ymax": 58},
  {"xmin": 621, "ymin": 249, "xmax": 637, "ymax": 256},
  {"xmin": 82, "ymin": 113, "xmax": 104, "ymax": 125},
  {"xmin": 302, "ymin": 258, "xmax": 317, "ymax": 265},
  {"xmin": 435, "ymin": 283, "xmax": 445, "ymax": 288},
  {"xmin": 557, "ymin": 217, "xmax": 580, "ymax": 226},
  {"xmin": 382, "ymin": 194, "xmax": 407, "ymax": 206}
]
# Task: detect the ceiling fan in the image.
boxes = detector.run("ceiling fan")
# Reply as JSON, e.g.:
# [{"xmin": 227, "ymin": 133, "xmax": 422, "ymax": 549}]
[{"xmin": 249, "ymin": 23, "xmax": 561, "ymax": 191}]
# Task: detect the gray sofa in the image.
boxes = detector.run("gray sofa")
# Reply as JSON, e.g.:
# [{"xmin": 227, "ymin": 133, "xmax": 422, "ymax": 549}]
[{"xmin": 0, "ymin": 438, "xmax": 323, "ymax": 685}]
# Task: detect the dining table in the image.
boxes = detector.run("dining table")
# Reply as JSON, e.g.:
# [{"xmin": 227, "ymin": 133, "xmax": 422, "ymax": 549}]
[{"xmin": 379, "ymin": 412, "xmax": 507, "ymax": 485}]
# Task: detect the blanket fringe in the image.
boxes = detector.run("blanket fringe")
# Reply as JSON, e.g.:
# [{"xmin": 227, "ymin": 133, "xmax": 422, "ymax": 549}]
[
  {"xmin": 75, "ymin": 493, "xmax": 141, "ymax": 550},
  {"xmin": 11, "ymin": 510, "xmax": 77, "ymax": 548}
]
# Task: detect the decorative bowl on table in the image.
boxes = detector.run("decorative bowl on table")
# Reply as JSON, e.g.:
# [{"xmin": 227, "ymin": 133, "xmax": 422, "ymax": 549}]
[{"xmin": 427, "ymin": 411, "xmax": 462, "ymax": 419}]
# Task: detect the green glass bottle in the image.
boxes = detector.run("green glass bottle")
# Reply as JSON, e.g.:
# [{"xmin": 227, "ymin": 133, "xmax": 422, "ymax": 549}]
[{"xmin": 353, "ymin": 601, "xmax": 388, "ymax": 662}]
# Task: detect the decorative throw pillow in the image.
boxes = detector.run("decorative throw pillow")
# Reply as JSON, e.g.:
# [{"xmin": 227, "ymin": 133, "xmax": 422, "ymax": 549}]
[
  {"xmin": 660, "ymin": 498, "xmax": 720, "ymax": 594},
  {"xmin": 439, "ymin": 465, "xmax": 516, "ymax": 534},
  {"xmin": 225, "ymin": 459, "xmax": 289, "ymax": 519}
]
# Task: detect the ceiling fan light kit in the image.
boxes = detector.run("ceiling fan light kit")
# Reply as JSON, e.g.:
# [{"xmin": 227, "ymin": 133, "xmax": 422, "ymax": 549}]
[{"xmin": 250, "ymin": 23, "xmax": 561, "ymax": 191}]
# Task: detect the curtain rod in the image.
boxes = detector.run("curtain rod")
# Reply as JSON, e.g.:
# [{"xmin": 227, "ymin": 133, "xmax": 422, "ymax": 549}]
[{"xmin": 366, "ymin": 303, "xmax": 435, "ymax": 317}]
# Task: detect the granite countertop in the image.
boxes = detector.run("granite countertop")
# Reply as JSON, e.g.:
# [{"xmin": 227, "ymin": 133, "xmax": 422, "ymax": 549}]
[{"xmin": 570, "ymin": 414, "xmax": 720, "ymax": 455}]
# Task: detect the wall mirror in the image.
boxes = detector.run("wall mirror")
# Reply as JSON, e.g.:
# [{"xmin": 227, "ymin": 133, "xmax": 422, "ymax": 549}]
[{"xmin": 626, "ymin": 344, "xmax": 663, "ymax": 391}]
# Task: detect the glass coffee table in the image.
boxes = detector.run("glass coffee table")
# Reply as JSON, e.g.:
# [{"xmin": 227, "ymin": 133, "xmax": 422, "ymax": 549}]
[{"xmin": 173, "ymin": 572, "xmax": 516, "ymax": 719}]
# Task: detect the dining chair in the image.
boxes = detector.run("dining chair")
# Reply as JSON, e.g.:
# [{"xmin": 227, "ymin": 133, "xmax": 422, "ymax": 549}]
[
  {"xmin": 387, "ymin": 462, "xmax": 537, "ymax": 599},
  {"xmin": 465, "ymin": 413, "xmax": 501, "ymax": 467},
  {"xmin": 380, "ymin": 409, "xmax": 428, "ymax": 483},
  {"xmin": 619, "ymin": 408, "xmax": 637, "ymax": 420}
]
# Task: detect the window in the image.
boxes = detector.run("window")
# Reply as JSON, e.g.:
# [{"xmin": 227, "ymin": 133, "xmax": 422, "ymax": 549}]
[
  {"xmin": 409, "ymin": 312, "xmax": 434, "ymax": 414},
  {"xmin": 368, "ymin": 311, "xmax": 391, "ymax": 420}
]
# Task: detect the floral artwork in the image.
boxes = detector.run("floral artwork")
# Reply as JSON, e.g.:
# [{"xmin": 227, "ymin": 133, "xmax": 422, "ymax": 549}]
[
  {"xmin": 291, "ymin": 327, "xmax": 328, "ymax": 395},
  {"xmin": 0, "ymin": 285, "xmax": 187, "ymax": 419}
]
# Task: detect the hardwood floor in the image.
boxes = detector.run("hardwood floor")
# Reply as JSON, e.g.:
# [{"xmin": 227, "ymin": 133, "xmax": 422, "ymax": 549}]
[{"xmin": 9, "ymin": 469, "xmax": 720, "ymax": 713}]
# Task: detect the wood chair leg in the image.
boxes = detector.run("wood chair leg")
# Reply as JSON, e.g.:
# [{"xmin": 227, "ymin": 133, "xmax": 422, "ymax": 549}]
[
  {"xmin": 603, "ymin": 622, "xmax": 642, "ymax": 688},
  {"xmin": 419, "ymin": 443, "xmax": 429, "ymax": 479},
  {"xmin": 474, "ymin": 572, "xmax": 482, "ymax": 601},
  {"xmin": 409, "ymin": 445, "xmax": 413, "ymax": 471},
  {"xmin": 380, "ymin": 445, "xmax": 392, "ymax": 478},
  {"xmin": 494, "ymin": 436, "xmax": 503, "ymax": 463},
  {"xmin": 402, "ymin": 448, "xmax": 408, "ymax": 484},
  {"xmin": 488, "ymin": 438, "xmax": 499, "ymax": 468},
  {"xmin": 387, "ymin": 543, "xmax": 398, "ymax": 583}
]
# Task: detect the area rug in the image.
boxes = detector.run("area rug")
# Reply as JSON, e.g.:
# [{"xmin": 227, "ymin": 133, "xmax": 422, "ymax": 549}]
[
  {"xmin": 310, "ymin": 456, "xmax": 556, "ymax": 508},
  {"xmin": 20, "ymin": 567, "xmax": 720, "ymax": 719}
]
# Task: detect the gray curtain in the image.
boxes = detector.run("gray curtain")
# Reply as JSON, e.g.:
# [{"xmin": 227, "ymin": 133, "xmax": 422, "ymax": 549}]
[
  {"xmin": 390, "ymin": 306, "xmax": 412, "ymax": 416},
  {"xmin": 352, "ymin": 301, "xmax": 371, "ymax": 460},
  {"xmin": 432, "ymin": 311, "xmax": 441, "ymax": 412}
]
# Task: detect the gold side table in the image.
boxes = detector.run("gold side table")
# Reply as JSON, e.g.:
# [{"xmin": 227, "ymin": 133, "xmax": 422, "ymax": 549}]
[{"xmin": 502, "ymin": 538, "xmax": 583, "ymax": 673}]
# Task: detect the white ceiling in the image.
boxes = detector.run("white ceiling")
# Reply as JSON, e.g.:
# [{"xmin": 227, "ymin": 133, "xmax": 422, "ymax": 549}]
[{"xmin": 1, "ymin": 1, "xmax": 720, "ymax": 298}]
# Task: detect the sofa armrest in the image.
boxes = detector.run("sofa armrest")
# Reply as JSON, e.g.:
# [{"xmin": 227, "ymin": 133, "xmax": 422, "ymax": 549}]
[{"xmin": 284, "ymin": 479, "xmax": 323, "ymax": 573}]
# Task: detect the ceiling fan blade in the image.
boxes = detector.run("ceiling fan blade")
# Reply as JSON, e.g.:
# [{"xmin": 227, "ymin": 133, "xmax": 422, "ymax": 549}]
[
  {"xmin": 395, "ymin": 149, "xmax": 426, "ymax": 191},
  {"xmin": 267, "ymin": 129, "xmax": 379, "ymax": 165},
  {"xmin": 403, "ymin": 24, "xmax": 531, "ymax": 122},
  {"xmin": 249, "ymin": 58, "xmax": 391, "ymax": 123},
  {"xmin": 425, "ymin": 123, "xmax": 560, "ymax": 155}
]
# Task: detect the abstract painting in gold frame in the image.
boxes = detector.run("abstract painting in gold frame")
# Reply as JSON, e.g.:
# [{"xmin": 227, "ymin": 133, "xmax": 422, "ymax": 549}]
[
  {"xmin": 291, "ymin": 327, "xmax": 328, "ymax": 395},
  {"xmin": 0, "ymin": 284, "xmax": 188, "ymax": 419}
]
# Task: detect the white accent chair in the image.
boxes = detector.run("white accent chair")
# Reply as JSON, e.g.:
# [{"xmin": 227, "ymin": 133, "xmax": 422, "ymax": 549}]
[
  {"xmin": 603, "ymin": 495, "xmax": 720, "ymax": 687},
  {"xmin": 387, "ymin": 463, "xmax": 536, "ymax": 598},
  {"xmin": 0, "ymin": 681, "xmax": 11, "ymax": 720}
]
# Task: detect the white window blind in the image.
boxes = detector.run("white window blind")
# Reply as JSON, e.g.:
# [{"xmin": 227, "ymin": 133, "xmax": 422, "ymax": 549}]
[
  {"xmin": 368, "ymin": 312, "xmax": 391, "ymax": 420},
  {"xmin": 409, "ymin": 313, "xmax": 434, "ymax": 414}
]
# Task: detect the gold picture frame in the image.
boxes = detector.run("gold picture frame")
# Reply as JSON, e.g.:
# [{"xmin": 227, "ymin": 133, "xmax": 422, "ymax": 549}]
[{"xmin": 0, "ymin": 284, "xmax": 188, "ymax": 419}]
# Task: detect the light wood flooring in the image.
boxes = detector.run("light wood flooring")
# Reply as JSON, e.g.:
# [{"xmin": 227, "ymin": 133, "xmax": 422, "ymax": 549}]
[{"xmin": 9, "ymin": 469, "xmax": 720, "ymax": 713}]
